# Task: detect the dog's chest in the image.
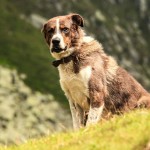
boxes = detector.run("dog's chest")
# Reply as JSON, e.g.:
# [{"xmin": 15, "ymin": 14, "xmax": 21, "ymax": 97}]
[{"xmin": 58, "ymin": 62, "xmax": 92, "ymax": 110}]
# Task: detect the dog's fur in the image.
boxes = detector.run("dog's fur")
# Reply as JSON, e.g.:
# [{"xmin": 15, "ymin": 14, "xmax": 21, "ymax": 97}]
[{"xmin": 42, "ymin": 13, "xmax": 150, "ymax": 129}]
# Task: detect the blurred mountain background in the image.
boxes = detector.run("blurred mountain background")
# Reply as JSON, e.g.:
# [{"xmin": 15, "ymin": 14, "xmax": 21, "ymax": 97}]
[{"xmin": 0, "ymin": 0, "xmax": 150, "ymax": 145}]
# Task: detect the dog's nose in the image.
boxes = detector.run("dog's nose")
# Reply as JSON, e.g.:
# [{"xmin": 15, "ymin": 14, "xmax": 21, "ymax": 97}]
[{"xmin": 52, "ymin": 37, "xmax": 60, "ymax": 45}]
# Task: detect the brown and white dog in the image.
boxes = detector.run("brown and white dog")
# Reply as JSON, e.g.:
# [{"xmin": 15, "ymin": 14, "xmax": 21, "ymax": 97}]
[{"xmin": 42, "ymin": 13, "xmax": 150, "ymax": 129}]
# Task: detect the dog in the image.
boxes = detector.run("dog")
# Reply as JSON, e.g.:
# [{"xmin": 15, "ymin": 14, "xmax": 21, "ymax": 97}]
[{"xmin": 42, "ymin": 13, "xmax": 150, "ymax": 129}]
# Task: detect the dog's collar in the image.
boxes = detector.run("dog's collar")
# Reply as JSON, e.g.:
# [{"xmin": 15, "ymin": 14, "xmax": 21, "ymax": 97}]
[{"xmin": 52, "ymin": 54, "xmax": 74, "ymax": 67}]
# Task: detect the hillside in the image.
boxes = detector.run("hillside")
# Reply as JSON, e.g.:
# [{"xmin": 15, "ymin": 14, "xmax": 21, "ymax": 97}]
[
  {"xmin": 1, "ymin": 110, "xmax": 150, "ymax": 150},
  {"xmin": 0, "ymin": 0, "xmax": 150, "ymax": 146},
  {"xmin": 0, "ymin": 0, "xmax": 66, "ymax": 105},
  {"xmin": 0, "ymin": 65, "xmax": 71, "ymax": 144}
]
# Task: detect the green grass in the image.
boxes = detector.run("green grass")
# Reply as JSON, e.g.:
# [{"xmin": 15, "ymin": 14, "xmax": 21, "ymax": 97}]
[{"xmin": 1, "ymin": 109, "xmax": 150, "ymax": 150}]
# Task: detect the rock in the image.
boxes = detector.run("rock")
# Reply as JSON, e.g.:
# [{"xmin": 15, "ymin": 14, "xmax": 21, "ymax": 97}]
[
  {"xmin": 138, "ymin": 0, "xmax": 147, "ymax": 18},
  {"xmin": 0, "ymin": 65, "xmax": 71, "ymax": 145},
  {"xmin": 95, "ymin": 10, "xmax": 106, "ymax": 22}
]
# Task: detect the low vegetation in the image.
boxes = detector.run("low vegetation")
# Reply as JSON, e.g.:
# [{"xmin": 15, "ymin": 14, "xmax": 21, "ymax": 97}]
[{"xmin": 1, "ymin": 109, "xmax": 150, "ymax": 150}]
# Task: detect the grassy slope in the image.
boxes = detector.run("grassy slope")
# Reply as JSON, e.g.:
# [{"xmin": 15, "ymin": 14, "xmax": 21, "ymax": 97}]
[
  {"xmin": 1, "ymin": 110, "xmax": 150, "ymax": 150},
  {"xmin": 0, "ymin": 0, "xmax": 66, "ymax": 105}
]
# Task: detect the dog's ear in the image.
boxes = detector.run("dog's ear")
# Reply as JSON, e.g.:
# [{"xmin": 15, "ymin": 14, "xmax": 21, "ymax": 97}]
[
  {"xmin": 41, "ymin": 23, "xmax": 47, "ymax": 33},
  {"xmin": 71, "ymin": 14, "xmax": 84, "ymax": 27},
  {"xmin": 41, "ymin": 23, "xmax": 50, "ymax": 45},
  {"xmin": 41, "ymin": 23, "xmax": 47, "ymax": 38}
]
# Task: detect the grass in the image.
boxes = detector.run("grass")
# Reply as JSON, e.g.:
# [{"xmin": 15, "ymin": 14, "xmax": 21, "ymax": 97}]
[{"xmin": 1, "ymin": 109, "xmax": 150, "ymax": 150}]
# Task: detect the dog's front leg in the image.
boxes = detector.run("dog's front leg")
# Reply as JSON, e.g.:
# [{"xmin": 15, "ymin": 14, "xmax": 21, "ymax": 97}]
[
  {"xmin": 86, "ymin": 88, "xmax": 105, "ymax": 126},
  {"xmin": 86, "ymin": 74, "xmax": 106, "ymax": 126},
  {"xmin": 68, "ymin": 100, "xmax": 84, "ymax": 129},
  {"xmin": 86, "ymin": 103, "xmax": 104, "ymax": 126}
]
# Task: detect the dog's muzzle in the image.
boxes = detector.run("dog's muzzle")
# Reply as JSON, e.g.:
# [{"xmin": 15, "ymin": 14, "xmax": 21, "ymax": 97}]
[{"xmin": 51, "ymin": 37, "xmax": 67, "ymax": 53}]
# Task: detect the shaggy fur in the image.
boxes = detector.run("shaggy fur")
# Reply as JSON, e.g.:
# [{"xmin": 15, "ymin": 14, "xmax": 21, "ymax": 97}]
[{"xmin": 42, "ymin": 14, "xmax": 150, "ymax": 128}]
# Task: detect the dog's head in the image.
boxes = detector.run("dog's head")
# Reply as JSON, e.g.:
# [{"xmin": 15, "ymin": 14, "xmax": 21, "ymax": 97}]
[{"xmin": 42, "ymin": 14, "xmax": 84, "ymax": 59}]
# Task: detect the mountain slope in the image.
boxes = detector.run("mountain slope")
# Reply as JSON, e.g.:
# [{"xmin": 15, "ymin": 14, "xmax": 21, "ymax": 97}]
[
  {"xmin": 0, "ymin": 65, "xmax": 71, "ymax": 144},
  {"xmin": 0, "ymin": 0, "xmax": 66, "ymax": 105},
  {"xmin": 1, "ymin": 110, "xmax": 150, "ymax": 150}
]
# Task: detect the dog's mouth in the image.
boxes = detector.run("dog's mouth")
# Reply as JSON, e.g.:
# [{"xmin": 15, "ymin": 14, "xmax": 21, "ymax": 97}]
[{"xmin": 51, "ymin": 46, "xmax": 67, "ymax": 53}]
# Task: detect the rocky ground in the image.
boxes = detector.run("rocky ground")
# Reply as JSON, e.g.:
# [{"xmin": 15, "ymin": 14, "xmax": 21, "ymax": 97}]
[{"xmin": 0, "ymin": 65, "xmax": 71, "ymax": 145}]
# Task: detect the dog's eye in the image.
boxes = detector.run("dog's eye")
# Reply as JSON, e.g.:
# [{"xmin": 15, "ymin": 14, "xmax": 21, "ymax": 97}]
[
  {"xmin": 62, "ymin": 27, "xmax": 69, "ymax": 33},
  {"xmin": 48, "ymin": 28, "xmax": 54, "ymax": 34}
]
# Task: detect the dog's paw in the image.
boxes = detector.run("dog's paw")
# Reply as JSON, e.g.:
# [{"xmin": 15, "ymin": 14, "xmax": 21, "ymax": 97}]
[{"xmin": 136, "ymin": 96, "xmax": 150, "ymax": 108}]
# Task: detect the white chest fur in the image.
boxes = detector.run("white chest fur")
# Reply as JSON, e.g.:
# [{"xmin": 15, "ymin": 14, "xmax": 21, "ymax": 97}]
[{"xmin": 58, "ymin": 62, "xmax": 92, "ymax": 110}]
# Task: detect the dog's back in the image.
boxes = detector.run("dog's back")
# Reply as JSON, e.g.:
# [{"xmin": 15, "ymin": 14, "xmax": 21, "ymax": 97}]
[
  {"xmin": 66, "ymin": 39, "xmax": 150, "ymax": 112},
  {"xmin": 58, "ymin": 38, "xmax": 150, "ymax": 122},
  {"xmin": 105, "ymin": 67, "xmax": 150, "ymax": 114}
]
